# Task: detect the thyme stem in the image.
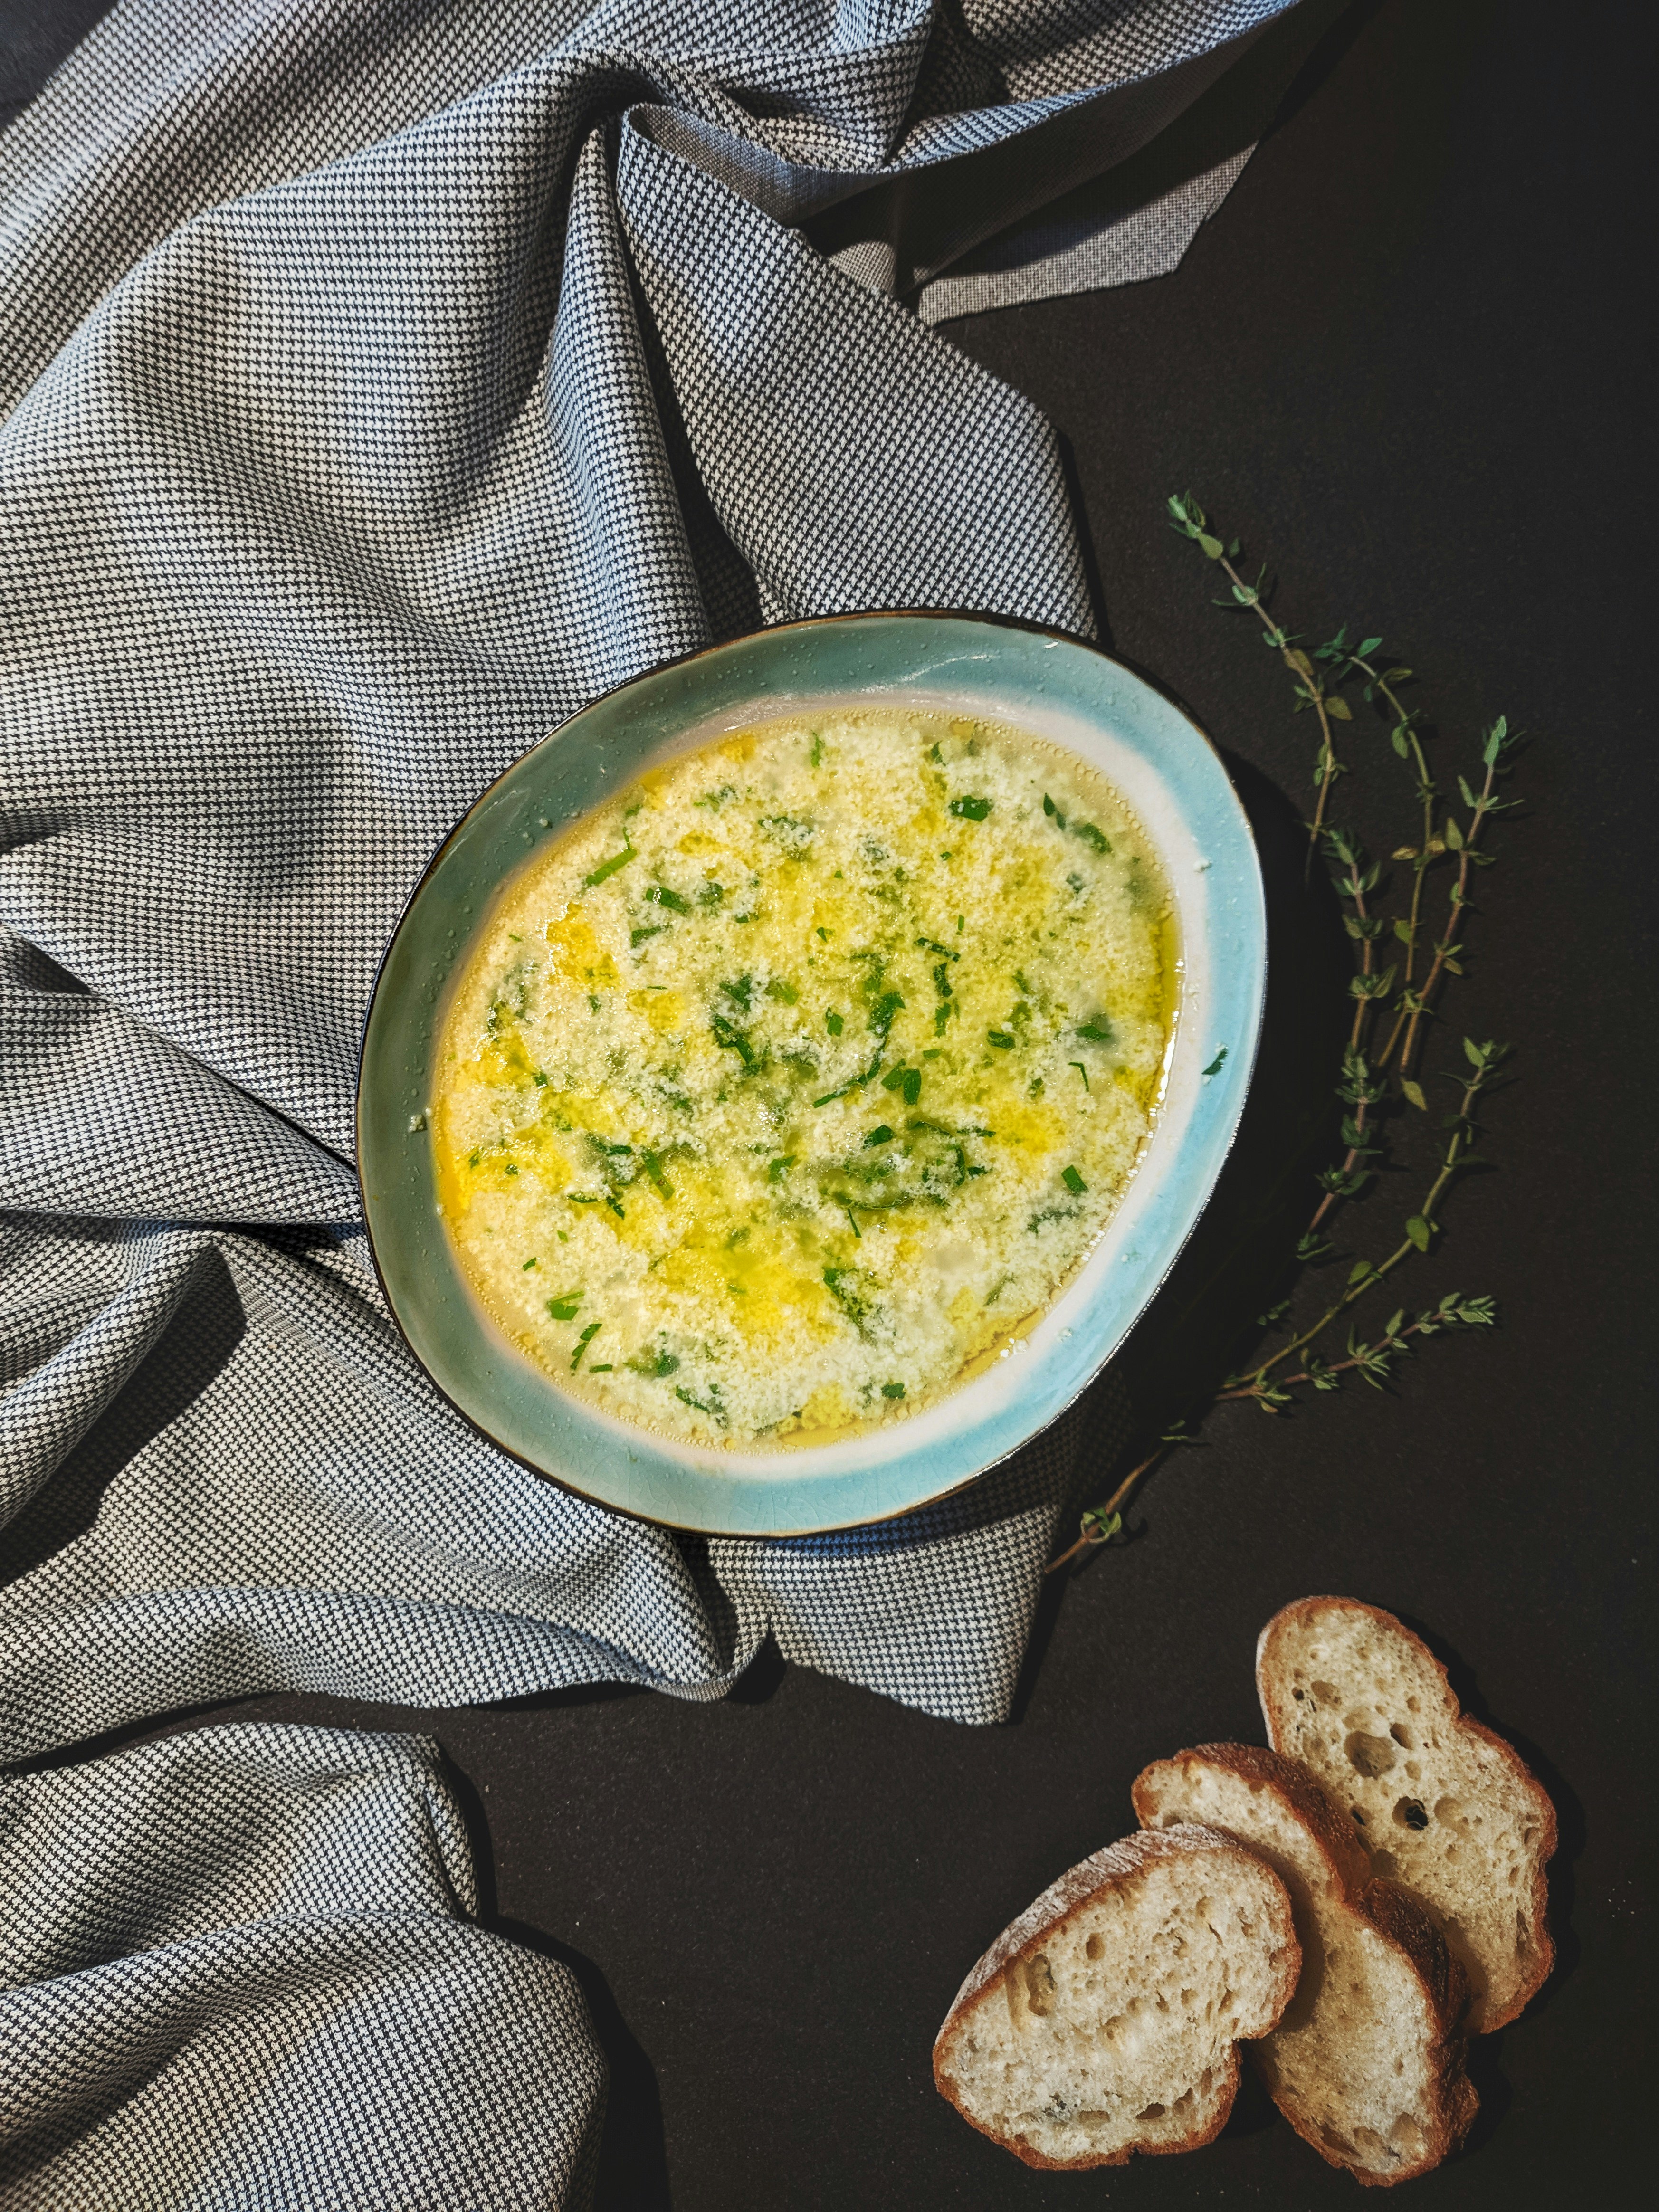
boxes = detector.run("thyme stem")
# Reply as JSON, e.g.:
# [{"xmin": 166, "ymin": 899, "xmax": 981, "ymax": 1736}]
[
  {"xmin": 1387, "ymin": 749, "xmax": 1503, "ymax": 1077},
  {"xmin": 1044, "ymin": 1443, "xmax": 1171, "ymax": 1573},
  {"xmin": 1348, "ymin": 656, "xmax": 1435, "ymax": 989},
  {"xmin": 1210, "ymin": 543, "xmax": 1341, "ymax": 871},
  {"xmin": 1050, "ymin": 499, "xmax": 1522, "ymax": 1571},
  {"xmin": 1242, "ymin": 1056, "xmax": 1495, "ymax": 1393}
]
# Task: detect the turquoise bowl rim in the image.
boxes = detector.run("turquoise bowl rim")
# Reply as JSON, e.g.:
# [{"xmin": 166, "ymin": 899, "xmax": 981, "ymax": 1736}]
[{"xmin": 357, "ymin": 611, "xmax": 1266, "ymax": 1537}]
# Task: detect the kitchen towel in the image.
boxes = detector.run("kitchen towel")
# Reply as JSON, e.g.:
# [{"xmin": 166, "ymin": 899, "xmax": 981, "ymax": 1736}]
[
  {"xmin": 1, "ymin": 0, "xmax": 1306, "ymax": 1765},
  {"xmin": 0, "ymin": 1723, "xmax": 606, "ymax": 2208}
]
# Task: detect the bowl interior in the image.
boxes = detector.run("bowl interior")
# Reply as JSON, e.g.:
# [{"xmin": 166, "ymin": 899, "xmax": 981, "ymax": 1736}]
[{"xmin": 358, "ymin": 614, "xmax": 1265, "ymax": 1535}]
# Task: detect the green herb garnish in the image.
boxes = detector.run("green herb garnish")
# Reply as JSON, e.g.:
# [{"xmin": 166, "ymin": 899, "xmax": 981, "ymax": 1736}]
[
  {"xmin": 570, "ymin": 1321, "xmax": 601, "ymax": 1370},
  {"xmin": 583, "ymin": 840, "xmax": 634, "ymax": 887},
  {"xmin": 712, "ymin": 1014, "xmax": 755, "ymax": 1068}
]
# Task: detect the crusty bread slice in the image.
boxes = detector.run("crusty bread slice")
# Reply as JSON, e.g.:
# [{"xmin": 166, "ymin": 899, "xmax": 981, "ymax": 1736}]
[
  {"xmin": 1257, "ymin": 1597, "xmax": 1555, "ymax": 2032},
  {"xmin": 1134, "ymin": 1744, "xmax": 1477, "ymax": 2185},
  {"xmin": 933, "ymin": 1825, "xmax": 1299, "ymax": 2170}
]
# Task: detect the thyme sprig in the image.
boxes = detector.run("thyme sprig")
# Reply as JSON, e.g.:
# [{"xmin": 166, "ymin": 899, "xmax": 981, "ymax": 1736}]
[
  {"xmin": 1222, "ymin": 1039, "xmax": 1506, "ymax": 1409},
  {"xmin": 1166, "ymin": 493, "xmax": 1348, "ymax": 863},
  {"xmin": 1051, "ymin": 504, "xmax": 1524, "ymax": 1572}
]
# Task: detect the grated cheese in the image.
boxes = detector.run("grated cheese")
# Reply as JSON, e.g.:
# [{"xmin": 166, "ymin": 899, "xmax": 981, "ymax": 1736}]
[{"xmin": 432, "ymin": 708, "xmax": 1175, "ymax": 1448}]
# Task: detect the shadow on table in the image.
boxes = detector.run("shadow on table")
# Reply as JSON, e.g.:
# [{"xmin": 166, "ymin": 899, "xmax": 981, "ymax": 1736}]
[
  {"xmin": 1383, "ymin": 1612, "xmax": 1584, "ymax": 2166},
  {"xmin": 1029, "ymin": 736, "xmax": 1350, "ymax": 1596},
  {"xmin": 443, "ymin": 1759, "xmax": 675, "ymax": 2212},
  {"xmin": 495, "ymin": 1913, "xmax": 675, "ymax": 2212},
  {"xmin": 1113, "ymin": 743, "xmax": 1353, "ymax": 1430},
  {"xmin": 1009, "ymin": 737, "xmax": 1349, "ymax": 1708}
]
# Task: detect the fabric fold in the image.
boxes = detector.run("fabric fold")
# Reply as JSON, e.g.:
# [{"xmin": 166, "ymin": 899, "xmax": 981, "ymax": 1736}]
[{"xmin": 0, "ymin": 1724, "xmax": 606, "ymax": 2209}]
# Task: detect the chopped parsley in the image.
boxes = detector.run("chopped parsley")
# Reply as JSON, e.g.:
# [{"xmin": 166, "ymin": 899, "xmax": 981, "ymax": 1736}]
[
  {"xmin": 583, "ymin": 840, "xmax": 635, "ymax": 887},
  {"xmin": 570, "ymin": 1321, "xmax": 602, "ymax": 1370},
  {"xmin": 1044, "ymin": 793, "xmax": 1109, "ymax": 851},
  {"xmin": 629, "ymin": 1350, "xmax": 680, "ymax": 1378},
  {"xmin": 712, "ymin": 1013, "xmax": 756, "ymax": 1068}
]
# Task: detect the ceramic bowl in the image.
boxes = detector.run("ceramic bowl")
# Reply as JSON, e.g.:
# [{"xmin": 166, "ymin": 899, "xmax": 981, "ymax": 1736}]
[{"xmin": 358, "ymin": 612, "xmax": 1265, "ymax": 1535}]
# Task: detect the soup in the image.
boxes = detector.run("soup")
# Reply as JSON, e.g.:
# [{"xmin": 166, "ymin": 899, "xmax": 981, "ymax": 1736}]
[{"xmin": 431, "ymin": 707, "xmax": 1176, "ymax": 1448}]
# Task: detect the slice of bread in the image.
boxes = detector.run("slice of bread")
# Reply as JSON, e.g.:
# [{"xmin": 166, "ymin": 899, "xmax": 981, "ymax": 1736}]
[
  {"xmin": 1257, "ymin": 1596, "xmax": 1556, "ymax": 2032},
  {"xmin": 1134, "ymin": 1744, "xmax": 1477, "ymax": 2185},
  {"xmin": 933, "ymin": 1825, "xmax": 1300, "ymax": 2170}
]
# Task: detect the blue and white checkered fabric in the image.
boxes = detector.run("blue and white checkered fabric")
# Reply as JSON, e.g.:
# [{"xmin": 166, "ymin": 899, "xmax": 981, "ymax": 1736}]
[{"xmin": 0, "ymin": 6, "xmax": 1297, "ymax": 2200}]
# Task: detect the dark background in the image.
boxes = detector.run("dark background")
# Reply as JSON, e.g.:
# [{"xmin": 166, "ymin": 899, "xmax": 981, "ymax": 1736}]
[{"xmin": 4, "ymin": 0, "xmax": 1655, "ymax": 2202}]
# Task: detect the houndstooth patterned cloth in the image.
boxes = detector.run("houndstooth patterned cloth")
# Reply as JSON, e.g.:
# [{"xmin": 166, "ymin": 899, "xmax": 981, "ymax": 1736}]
[
  {"xmin": 0, "ymin": 1724, "xmax": 607, "ymax": 2205},
  {"xmin": 0, "ymin": 5, "xmax": 1299, "ymax": 2201}
]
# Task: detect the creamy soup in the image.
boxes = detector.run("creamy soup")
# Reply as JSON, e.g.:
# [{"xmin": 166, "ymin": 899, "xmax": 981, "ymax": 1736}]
[{"xmin": 432, "ymin": 708, "xmax": 1176, "ymax": 1447}]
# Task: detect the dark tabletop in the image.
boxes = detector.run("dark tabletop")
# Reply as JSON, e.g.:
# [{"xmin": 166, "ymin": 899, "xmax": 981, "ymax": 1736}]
[{"xmin": 5, "ymin": 0, "xmax": 1654, "ymax": 2203}]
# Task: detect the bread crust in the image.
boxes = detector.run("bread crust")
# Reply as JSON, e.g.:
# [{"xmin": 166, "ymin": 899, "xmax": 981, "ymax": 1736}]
[
  {"xmin": 1133, "ymin": 1744, "xmax": 1477, "ymax": 2186},
  {"xmin": 933, "ymin": 1825, "xmax": 1299, "ymax": 2171},
  {"xmin": 1131, "ymin": 1741, "xmax": 1373, "ymax": 1891},
  {"xmin": 1257, "ymin": 1595, "xmax": 1556, "ymax": 2031}
]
